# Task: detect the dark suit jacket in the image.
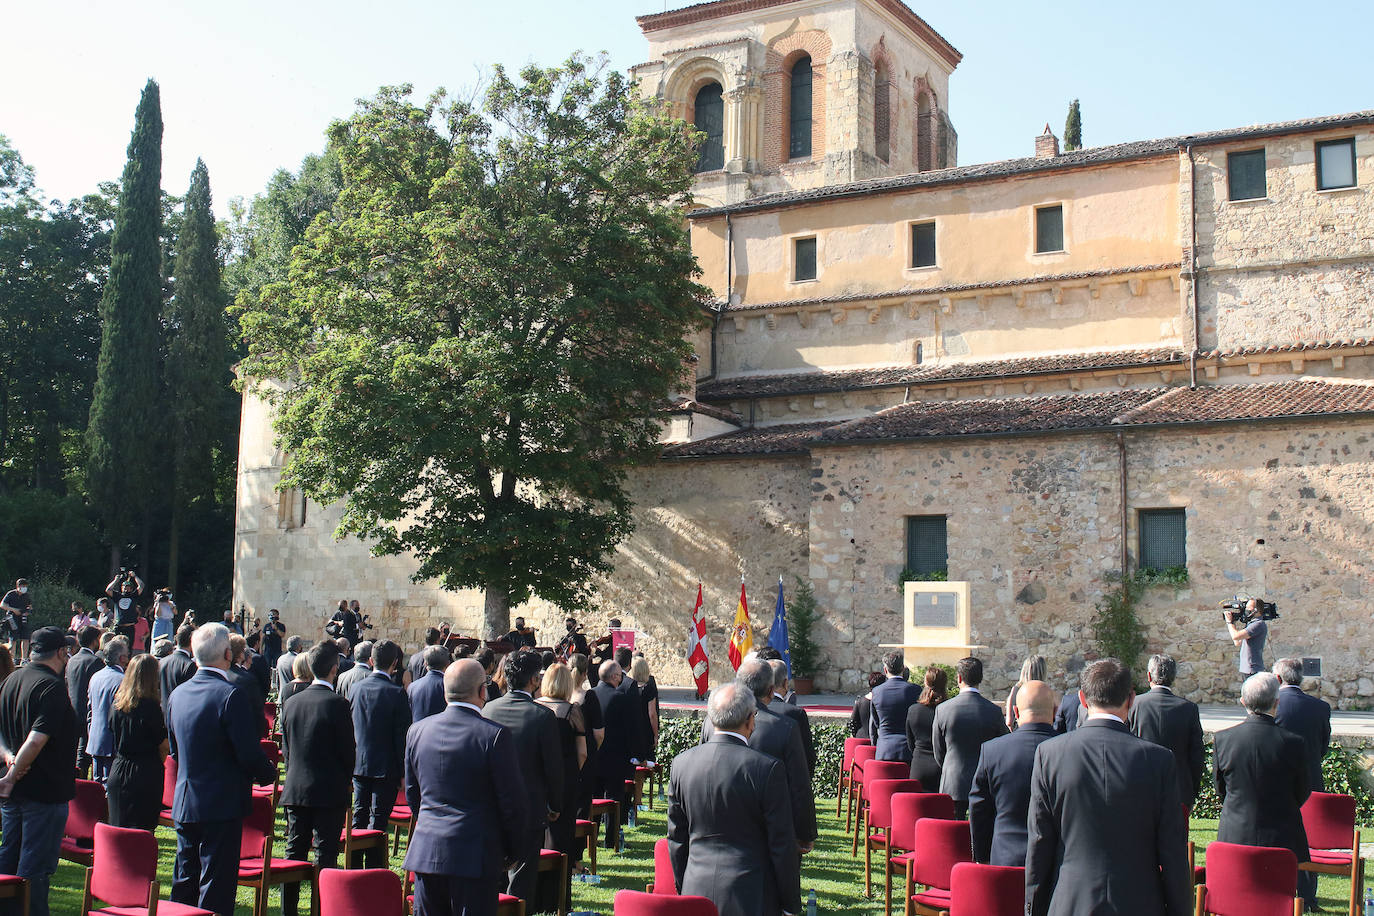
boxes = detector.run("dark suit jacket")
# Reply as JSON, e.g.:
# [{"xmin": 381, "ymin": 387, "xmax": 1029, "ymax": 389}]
[
  {"xmin": 1214, "ymin": 713, "xmax": 1311, "ymax": 861},
  {"xmin": 229, "ymin": 665, "xmax": 268, "ymax": 738},
  {"xmin": 592, "ymin": 680, "xmax": 639, "ymax": 788},
  {"xmin": 407, "ymin": 670, "xmax": 446, "ymax": 722},
  {"xmin": 932, "ymin": 689, "xmax": 1008, "ymax": 801},
  {"xmin": 247, "ymin": 652, "xmax": 271, "ymax": 697},
  {"xmin": 1053, "ymin": 690, "xmax": 1081, "ymax": 734},
  {"xmin": 772, "ymin": 696, "xmax": 816, "ymax": 772},
  {"xmin": 351, "ymin": 671, "xmax": 411, "ymax": 781},
  {"xmin": 847, "ymin": 695, "xmax": 873, "ymax": 740},
  {"xmin": 404, "ymin": 704, "xmax": 526, "ymax": 879},
  {"xmin": 1128, "ymin": 686, "xmax": 1205, "ymax": 807},
  {"xmin": 65, "ymin": 648, "xmax": 104, "ymax": 740},
  {"xmin": 159, "ymin": 649, "xmax": 197, "ymax": 718},
  {"xmin": 871, "ymin": 676, "xmax": 923, "ymax": 762},
  {"xmin": 667, "ymin": 734, "xmax": 802, "ymax": 916},
  {"xmin": 1027, "ymin": 718, "xmax": 1191, "ymax": 916},
  {"xmin": 167, "ymin": 668, "xmax": 276, "ymax": 823},
  {"xmin": 1275, "ymin": 685, "xmax": 1331, "ymax": 792},
  {"xmin": 969, "ymin": 722, "xmax": 1056, "ymax": 866},
  {"xmin": 482, "ymin": 690, "xmax": 564, "ymax": 821},
  {"xmin": 281, "ymin": 682, "xmax": 356, "ymax": 809},
  {"xmin": 701, "ymin": 699, "xmax": 817, "ymax": 843}
]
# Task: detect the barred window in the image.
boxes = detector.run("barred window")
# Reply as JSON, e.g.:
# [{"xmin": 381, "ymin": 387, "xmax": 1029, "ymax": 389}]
[
  {"xmin": 1138, "ymin": 508, "xmax": 1186, "ymax": 572},
  {"xmin": 906, "ymin": 515, "xmax": 948, "ymax": 577},
  {"xmin": 788, "ymin": 56, "xmax": 813, "ymax": 160},
  {"xmin": 1035, "ymin": 205, "xmax": 1064, "ymax": 253},
  {"xmin": 1227, "ymin": 149, "xmax": 1266, "ymax": 201}
]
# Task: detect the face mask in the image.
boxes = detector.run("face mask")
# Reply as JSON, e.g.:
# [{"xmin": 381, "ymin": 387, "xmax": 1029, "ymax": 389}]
[{"xmin": 17, "ymin": 588, "xmax": 27, "ymax": 595}]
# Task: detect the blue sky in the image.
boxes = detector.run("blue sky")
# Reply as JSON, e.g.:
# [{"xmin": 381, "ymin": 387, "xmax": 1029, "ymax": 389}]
[{"xmin": 3, "ymin": 0, "xmax": 1370, "ymax": 215}]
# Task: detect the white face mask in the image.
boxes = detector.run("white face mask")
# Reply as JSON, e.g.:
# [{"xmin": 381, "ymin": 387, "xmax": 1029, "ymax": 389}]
[{"xmin": 17, "ymin": 587, "xmax": 27, "ymax": 595}]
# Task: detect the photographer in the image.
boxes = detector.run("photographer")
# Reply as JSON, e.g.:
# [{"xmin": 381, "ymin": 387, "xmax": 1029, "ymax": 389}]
[
  {"xmin": 1224, "ymin": 598, "xmax": 1269, "ymax": 683},
  {"xmin": 150, "ymin": 589, "xmax": 176, "ymax": 644},
  {"xmin": 104, "ymin": 569, "xmax": 145, "ymax": 643},
  {"xmin": 0, "ymin": 579, "xmax": 32, "ymax": 659},
  {"xmin": 258, "ymin": 609, "xmax": 286, "ymax": 673},
  {"xmin": 325, "ymin": 599, "xmax": 361, "ymax": 645}
]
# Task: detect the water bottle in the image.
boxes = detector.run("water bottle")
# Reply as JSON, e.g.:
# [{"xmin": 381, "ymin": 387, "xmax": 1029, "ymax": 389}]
[
  {"xmin": 1364, "ymin": 885, "xmax": 1373, "ymax": 915},
  {"xmin": 616, "ymin": 827, "xmax": 625, "ymax": 853},
  {"xmin": 806, "ymin": 889, "xmax": 817, "ymax": 916},
  {"xmin": 570, "ymin": 873, "xmax": 602, "ymax": 885},
  {"xmin": 628, "ymin": 804, "xmax": 638, "ymax": 828}
]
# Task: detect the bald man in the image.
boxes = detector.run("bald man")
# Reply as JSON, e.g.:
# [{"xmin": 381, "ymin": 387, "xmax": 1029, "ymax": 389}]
[
  {"xmin": 403, "ymin": 659, "xmax": 527, "ymax": 916},
  {"xmin": 969, "ymin": 680, "xmax": 1058, "ymax": 866}
]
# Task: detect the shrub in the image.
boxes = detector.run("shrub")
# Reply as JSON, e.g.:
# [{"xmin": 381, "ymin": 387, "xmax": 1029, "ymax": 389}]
[
  {"xmin": 655, "ymin": 714, "xmax": 853, "ymax": 799},
  {"xmin": 26, "ymin": 573, "xmax": 98, "ymax": 631},
  {"xmin": 788, "ymin": 577, "xmax": 823, "ymax": 679},
  {"xmin": 1193, "ymin": 741, "xmax": 1373, "ymax": 825}
]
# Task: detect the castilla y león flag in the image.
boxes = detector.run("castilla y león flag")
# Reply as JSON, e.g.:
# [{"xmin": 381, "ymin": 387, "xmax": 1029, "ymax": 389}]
[
  {"xmin": 727, "ymin": 581, "xmax": 753, "ymax": 671},
  {"xmin": 687, "ymin": 584, "xmax": 710, "ymax": 697}
]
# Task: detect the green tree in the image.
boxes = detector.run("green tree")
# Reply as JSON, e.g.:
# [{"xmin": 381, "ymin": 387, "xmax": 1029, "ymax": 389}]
[
  {"xmin": 237, "ymin": 57, "xmax": 709, "ymax": 637},
  {"xmin": 87, "ymin": 79, "xmax": 165, "ymax": 572},
  {"xmin": 1064, "ymin": 99, "xmax": 1082, "ymax": 152},
  {"xmin": 164, "ymin": 160, "xmax": 229, "ymax": 589}
]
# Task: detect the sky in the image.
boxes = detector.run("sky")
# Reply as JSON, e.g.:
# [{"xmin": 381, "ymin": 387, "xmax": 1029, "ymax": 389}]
[{"xmin": 4, "ymin": 0, "xmax": 1371, "ymax": 217}]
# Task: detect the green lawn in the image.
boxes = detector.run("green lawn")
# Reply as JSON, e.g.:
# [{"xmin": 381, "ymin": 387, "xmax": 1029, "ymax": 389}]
[{"xmin": 38, "ymin": 798, "xmax": 1363, "ymax": 916}]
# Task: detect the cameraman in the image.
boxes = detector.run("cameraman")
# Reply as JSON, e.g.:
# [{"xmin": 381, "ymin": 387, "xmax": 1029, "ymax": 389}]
[
  {"xmin": 1225, "ymin": 598, "xmax": 1269, "ymax": 683},
  {"xmin": 151, "ymin": 589, "xmax": 177, "ymax": 644},
  {"xmin": 104, "ymin": 569, "xmax": 145, "ymax": 643}
]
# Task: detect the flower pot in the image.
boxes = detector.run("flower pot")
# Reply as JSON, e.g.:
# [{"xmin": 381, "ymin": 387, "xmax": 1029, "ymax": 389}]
[{"xmin": 792, "ymin": 676, "xmax": 815, "ymax": 695}]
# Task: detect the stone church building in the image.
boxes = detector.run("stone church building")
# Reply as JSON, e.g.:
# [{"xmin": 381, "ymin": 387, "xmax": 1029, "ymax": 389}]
[{"xmin": 234, "ymin": 0, "xmax": 1374, "ymax": 704}]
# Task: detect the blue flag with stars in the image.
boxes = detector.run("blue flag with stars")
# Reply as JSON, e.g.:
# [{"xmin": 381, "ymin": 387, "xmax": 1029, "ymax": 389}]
[{"xmin": 768, "ymin": 576, "xmax": 791, "ymax": 678}]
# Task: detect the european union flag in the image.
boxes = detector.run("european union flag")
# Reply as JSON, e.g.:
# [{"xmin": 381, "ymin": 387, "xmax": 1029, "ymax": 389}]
[{"xmin": 767, "ymin": 576, "xmax": 791, "ymax": 678}]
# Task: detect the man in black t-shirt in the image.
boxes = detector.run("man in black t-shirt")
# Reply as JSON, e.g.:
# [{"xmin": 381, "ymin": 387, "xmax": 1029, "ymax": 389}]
[
  {"xmin": 326, "ymin": 600, "xmax": 360, "ymax": 646},
  {"xmin": 260, "ymin": 609, "xmax": 286, "ymax": 671},
  {"xmin": 105, "ymin": 570, "xmax": 145, "ymax": 644},
  {"xmin": 0, "ymin": 626, "xmax": 77, "ymax": 916},
  {"xmin": 0, "ymin": 579, "xmax": 32, "ymax": 659}
]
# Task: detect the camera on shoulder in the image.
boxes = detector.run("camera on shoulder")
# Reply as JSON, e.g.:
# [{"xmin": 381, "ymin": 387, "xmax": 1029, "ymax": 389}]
[{"xmin": 1219, "ymin": 595, "xmax": 1279, "ymax": 625}]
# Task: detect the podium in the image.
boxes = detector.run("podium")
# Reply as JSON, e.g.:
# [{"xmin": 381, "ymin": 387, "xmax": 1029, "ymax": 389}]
[{"xmin": 879, "ymin": 580, "xmax": 985, "ymax": 666}]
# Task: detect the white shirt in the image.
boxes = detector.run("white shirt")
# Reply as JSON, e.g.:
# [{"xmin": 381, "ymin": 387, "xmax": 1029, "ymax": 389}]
[
  {"xmin": 311, "ymin": 678, "xmax": 333, "ymax": 689},
  {"xmin": 447, "ymin": 701, "xmax": 482, "ymax": 714},
  {"xmin": 1087, "ymin": 712, "xmax": 1126, "ymax": 724},
  {"xmin": 963, "ymin": 686, "xmax": 981, "ymax": 694},
  {"xmin": 716, "ymin": 730, "xmax": 750, "ymax": 744},
  {"xmin": 371, "ymin": 669, "xmax": 393, "ymax": 679},
  {"xmin": 198, "ymin": 666, "xmax": 231, "ymax": 681}
]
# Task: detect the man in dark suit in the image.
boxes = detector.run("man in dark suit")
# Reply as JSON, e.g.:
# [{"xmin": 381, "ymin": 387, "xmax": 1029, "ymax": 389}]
[
  {"xmin": 871, "ymin": 651, "xmax": 923, "ymax": 762},
  {"xmin": 668, "ymin": 680, "xmax": 801, "ymax": 916},
  {"xmin": 167, "ymin": 624, "xmax": 277, "ymax": 916},
  {"xmin": 482, "ymin": 650, "xmax": 563, "ymax": 903},
  {"xmin": 1053, "ymin": 685, "xmax": 1082, "ymax": 734},
  {"xmin": 1128, "ymin": 653, "xmax": 1204, "ymax": 810},
  {"xmin": 280, "ymin": 642, "xmax": 356, "ymax": 916},
  {"xmin": 1026, "ymin": 658, "xmax": 1191, "ymax": 916},
  {"xmin": 932, "ymin": 657, "xmax": 1008, "ymax": 818},
  {"xmin": 613, "ymin": 647, "xmax": 652, "ymax": 763},
  {"xmin": 1215, "ymin": 671, "xmax": 1313, "ymax": 911},
  {"xmin": 767, "ymin": 659, "xmax": 816, "ymax": 772},
  {"xmin": 407, "ymin": 628, "xmax": 443, "ymax": 685},
  {"xmin": 591, "ymin": 660, "xmax": 638, "ymax": 847},
  {"xmin": 228, "ymin": 635, "xmax": 268, "ymax": 739},
  {"xmin": 244, "ymin": 639, "xmax": 272, "ymax": 697},
  {"xmin": 159, "ymin": 624, "xmax": 197, "ymax": 719},
  {"xmin": 350, "ymin": 639, "xmax": 410, "ymax": 866},
  {"xmin": 1274, "ymin": 658, "xmax": 1331, "ymax": 791},
  {"xmin": 336, "ymin": 640, "xmax": 373, "ymax": 701},
  {"xmin": 407, "ymin": 645, "xmax": 451, "ymax": 722},
  {"xmin": 405, "ymin": 659, "xmax": 526, "ymax": 916},
  {"xmin": 65, "ymin": 625, "xmax": 104, "ymax": 775},
  {"xmin": 969, "ymin": 680, "xmax": 1057, "ymax": 867}
]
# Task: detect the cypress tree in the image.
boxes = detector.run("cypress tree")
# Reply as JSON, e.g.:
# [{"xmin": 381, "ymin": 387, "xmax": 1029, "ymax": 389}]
[
  {"xmin": 1064, "ymin": 99, "xmax": 1082, "ymax": 152},
  {"xmin": 165, "ymin": 159, "xmax": 227, "ymax": 589},
  {"xmin": 87, "ymin": 79, "xmax": 164, "ymax": 571}
]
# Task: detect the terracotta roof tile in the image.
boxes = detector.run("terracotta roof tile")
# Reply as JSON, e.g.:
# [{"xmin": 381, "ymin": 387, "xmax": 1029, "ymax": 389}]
[
  {"xmin": 1203, "ymin": 338, "xmax": 1374, "ymax": 359},
  {"xmin": 1114, "ymin": 379, "xmax": 1374, "ymax": 425},
  {"xmin": 661, "ymin": 421, "xmax": 836, "ymax": 458}
]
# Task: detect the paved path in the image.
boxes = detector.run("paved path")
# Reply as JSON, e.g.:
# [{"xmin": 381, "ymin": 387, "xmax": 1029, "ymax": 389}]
[{"xmin": 659, "ymin": 686, "xmax": 1374, "ymax": 740}]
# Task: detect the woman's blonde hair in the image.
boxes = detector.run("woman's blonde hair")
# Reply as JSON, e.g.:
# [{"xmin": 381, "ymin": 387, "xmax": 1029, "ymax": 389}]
[
  {"xmin": 293, "ymin": 652, "xmax": 312, "ymax": 680},
  {"xmin": 114, "ymin": 654, "xmax": 161, "ymax": 714},
  {"xmin": 541, "ymin": 662, "xmax": 573, "ymax": 702},
  {"xmin": 1019, "ymin": 655, "xmax": 1047, "ymax": 685},
  {"xmin": 629, "ymin": 655, "xmax": 651, "ymax": 685}
]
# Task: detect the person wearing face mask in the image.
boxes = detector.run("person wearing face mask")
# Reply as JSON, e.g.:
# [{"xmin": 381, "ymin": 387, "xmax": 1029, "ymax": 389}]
[
  {"xmin": 151, "ymin": 590, "xmax": 177, "ymax": 645},
  {"xmin": 1, "ymin": 580, "xmax": 32, "ymax": 660}
]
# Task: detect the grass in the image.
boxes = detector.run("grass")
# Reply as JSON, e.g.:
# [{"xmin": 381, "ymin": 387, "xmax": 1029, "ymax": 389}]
[{"xmin": 38, "ymin": 797, "xmax": 1367, "ymax": 916}]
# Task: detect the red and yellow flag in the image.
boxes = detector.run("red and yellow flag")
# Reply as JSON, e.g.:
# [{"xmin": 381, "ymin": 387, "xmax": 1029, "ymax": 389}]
[{"xmin": 727, "ymin": 581, "xmax": 752, "ymax": 671}]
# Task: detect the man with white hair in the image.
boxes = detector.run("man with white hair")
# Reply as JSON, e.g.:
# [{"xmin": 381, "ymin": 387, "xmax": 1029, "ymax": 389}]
[
  {"xmin": 167, "ymin": 623, "xmax": 277, "ymax": 916},
  {"xmin": 85, "ymin": 637, "xmax": 130, "ymax": 782},
  {"xmin": 1213, "ymin": 671, "xmax": 1312, "ymax": 904},
  {"xmin": 1127, "ymin": 654, "xmax": 1204, "ymax": 811},
  {"xmin": 667, "ymin": 681, "xmax": 801, "ymax": 916},
  {"xmin": 336, "ymin": 640, "xmax": 374, "ymax": 700}
]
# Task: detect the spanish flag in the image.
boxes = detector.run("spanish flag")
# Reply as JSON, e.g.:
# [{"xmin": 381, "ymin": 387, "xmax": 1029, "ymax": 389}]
[{"xmin": 727, "ymin": 581, "xmax": 752, "ymax": 671}]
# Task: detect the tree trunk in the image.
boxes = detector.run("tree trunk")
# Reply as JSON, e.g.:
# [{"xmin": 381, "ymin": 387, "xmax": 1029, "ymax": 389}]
[
  {"xmin": 483, "ymin": 586, "xmax": 509, "ymax": 641},
  {"xmin": 167, "ymin": 498, "xmax": 181, "ymax": 593},
  {"xmin": 109, "ymin": 544, "xmax": 122, "ymax": 581}
]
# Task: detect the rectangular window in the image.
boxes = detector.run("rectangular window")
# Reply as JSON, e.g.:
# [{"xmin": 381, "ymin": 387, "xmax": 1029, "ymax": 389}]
[
  {"xmin": 793, "ymin": 237, "xmax": 817, "ymax": 281},
  {"xmin": 1035, "ymin": 205, "xmax": 1064, "ymax": 253},
  {"xmin": 905, "ymin": 515, "xmax": 948, "ymax": 578},
  {"xmin": 1316, "ymin": 137, "xmax": 1357, "ymax": 190},
  {"xmin": 1138, "ymin": 508, "xmax": 1186, "ymax": 572},
  {"xmin": 1227, "ymin": 148, "xmax": 1267, "ymax": 201},
  {"xmin": 910, "ymin": 221, "xmax": 936, "ymax": 268}
]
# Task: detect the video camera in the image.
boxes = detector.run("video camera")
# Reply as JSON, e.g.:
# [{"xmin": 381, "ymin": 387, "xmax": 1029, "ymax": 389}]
[{"xmin": 1219, "ymin": 596, "xmax": 1279, "ymax": 626}]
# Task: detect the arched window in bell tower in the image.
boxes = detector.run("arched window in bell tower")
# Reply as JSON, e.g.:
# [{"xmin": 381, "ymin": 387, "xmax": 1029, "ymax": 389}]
[
  {"xmin": 694, "ymin": 82, "xmax": 725, "ymax": 172},
  {"xmin": 874, "ymin": 61, "xmax": 891, "ymax": 163},
  {"xmin": 788, "ymin": 55, "xmax": 813, "ymax": 160}
]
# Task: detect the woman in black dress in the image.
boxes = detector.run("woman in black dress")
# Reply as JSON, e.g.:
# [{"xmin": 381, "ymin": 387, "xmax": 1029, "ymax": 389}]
[
  {"xmin": 536, "ymin": 663, "xmax": 586, "ymax": 903},
  {"xmin": 570, "ymin": 654, "xmax": 602, "ymax": 820},
  {"xmin": 905, "ymin": 665, "xmax": 948, "ymax": 791},
  {"xmin": 106, "ymin": 654, "xmax": 168, "ymax": 829},
  {"xmin": 848, "ymin": 671, "xmax": 886, "ymax": 739}
]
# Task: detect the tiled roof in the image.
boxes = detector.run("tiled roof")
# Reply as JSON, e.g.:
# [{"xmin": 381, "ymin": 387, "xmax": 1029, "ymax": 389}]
[
  {"xmin": 689, "ymin": 110, "xmax": 1374, "ymax": 219},
  {"xmin": 662, "ymin": 421, "xmax": 837, "ymax": 458},
  {"xmin": 1204, "ymin": 338, "xmax": 1374, "ymax": 359},
  {"xmin": 696, "ymin": 348, "xmax": 1183, "ymax": 401},
  {"xmin": 1114, "ymin": 379, "xmax": 1374, "ymax": 425}
]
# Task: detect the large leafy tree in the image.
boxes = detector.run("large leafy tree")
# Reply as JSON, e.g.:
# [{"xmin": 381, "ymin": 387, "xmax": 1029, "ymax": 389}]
[
  {"xmin": 237, "ymin": 57, "xmax": 708, "ymax": 636},
  {"xmin": 87, "ymin": 79, "xmax": 165, "ymax": 570}
]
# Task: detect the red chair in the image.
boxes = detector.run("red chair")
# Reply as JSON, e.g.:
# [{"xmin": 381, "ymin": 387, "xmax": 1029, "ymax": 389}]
[
  {"xmin": 887, "ymin": 792, "xmax": 957, "ymax": 914},
  {"xmin": 837, "ymin": 737, "xmax": 870, "ymax": 817},
  {"xmin": 403, "ymin": 872, "xmax": 524, "ymax": 916},
  {"xmin": 60, "ymin": 779, "xmax": 107, "ymax": 867},
  {"xmin": 906, "ymin": 817, "xmax": 973, "ymax": 916},
  {"xmin": 589, "ymin": 797, "xmax": 621, "ymax": 854},
  {"xmin": 263, "ymin": 701, "xmax": 278, "ymax": 737},
  {"xmin": 157, "ymin": 756, "xmax": 177, "ymax": 828},
  {"xmin": 946, "ymin": 862, "xmax": 1024, "ymax": 916},
  {"xmin": 612, "ymin": 889, "xmax": 718, "ymax": 915},
  {"xmin": 340, "ymin": 818, "xmax": 388, "ymax": 870},
  {"xmin": 863, "ymin": 779, "xmax": 922, "ymax": 901},
  {"xmin": 253, "ymin": 740, "xmax": 282, "ymax": 804},
  {"xmin": 0, "ymin": 877, "xmax": 26, "ymax": 916},
  {"xmin": 646, "ymin": 837, "xmax": 676, "ymax": 894},
  {"xmin": 81, "ymin": 823, "xmax": 211, "ymax": 916},
  {"xmin": 574, "ymin": 818, "xmax": 599, "ymax": 873},
  {"xmin": 1196, "ymin": 841, "xmax": 1303, "ymax": 916},
  {"xmin": 537, "ymin": 848, "xmax": 568, "ymax": 916},
  {"xmin": 847, "ymin": 745, "xmax": 878, "ymax": 831},
  {"xmin": 852, "ymin": 760, "xmax": 907, "ymax": 856},
  {"xmin": 1300, "ymin": 791, "xmax": 1364, "ymax": 916},
  {"xmin": 318, "ymin": 868, "xmax": 402, "ymax": 916},
  {"xmin": 388, "ymin": 785, "xmax": 413, "ymax": 856},
  {"xmin": 236, "ymin": 794, "xmax": 316, "ymax": 916}
]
